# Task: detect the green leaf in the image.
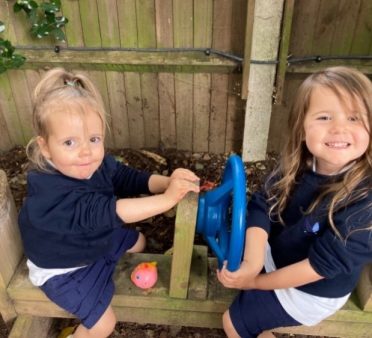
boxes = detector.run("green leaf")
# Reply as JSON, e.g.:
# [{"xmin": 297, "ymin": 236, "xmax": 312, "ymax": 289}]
[
  {"xmin": 41, "ymin": 3, "xmax": 59, "ymax": 14},
  {"xmin": 51, "ymin": 28, "xmax": 65, "ymax": 41},
  {"xmin": 13, "ymin": 3, "xmax": 23, "ymax": 13},
  {"xmin": 12, "ymin": 54, "xmax": 26, "ymax": 68}
]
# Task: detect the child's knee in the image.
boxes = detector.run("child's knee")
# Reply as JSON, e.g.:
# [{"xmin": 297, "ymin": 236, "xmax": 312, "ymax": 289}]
[
  {"xmin": 223, "ymin": 310, "xmax": 240, "ymax": 338},
  {"xmin": 127, "ymin": 232, "xmax": 146, "ymax": 253}
]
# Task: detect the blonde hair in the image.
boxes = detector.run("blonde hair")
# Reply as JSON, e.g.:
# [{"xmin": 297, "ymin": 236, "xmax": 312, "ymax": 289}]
[
  {"xmin": 267, "ymin": 66, "xmax": 372, "ymax": 238},
  {"xmin": 26, "ymin": 68, "xmax": 108, "ymax": 171}
]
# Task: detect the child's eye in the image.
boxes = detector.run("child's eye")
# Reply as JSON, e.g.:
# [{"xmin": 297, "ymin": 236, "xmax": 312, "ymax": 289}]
[
  {"xmin": 63, "ymin": 139, "xmax": 75, "ymax": 147},
  {"xmin": 317, "ymin": 115, "xmax": 330, "ymax": 121},
  {"xmin": 348, "ymin": 115, "xmax": 360, "ymax": 122},
  {"xmin": 90, "ymin": 136, "xmax": 102, "ymax": 144}
]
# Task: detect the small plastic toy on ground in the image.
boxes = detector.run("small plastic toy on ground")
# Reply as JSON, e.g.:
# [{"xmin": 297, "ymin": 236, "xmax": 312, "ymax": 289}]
[{"xmin": 131, "ymin": 261, "xmax": 158, "ymax": 289}]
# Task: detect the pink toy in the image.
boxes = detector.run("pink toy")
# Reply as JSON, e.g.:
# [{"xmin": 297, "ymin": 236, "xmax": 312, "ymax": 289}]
[{"xmin": 131, "ymin": 261, "xmax": 158, "ymax": 289}]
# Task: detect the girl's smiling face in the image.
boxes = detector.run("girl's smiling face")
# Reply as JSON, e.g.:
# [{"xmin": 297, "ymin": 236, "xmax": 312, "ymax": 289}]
[
  {"xmin": 37, "ymin": 106, "xmax": 105, "ymax": 179},
  {"xmin": 303, "ymin": 85, "xmax": 370, "ymax": 175}
]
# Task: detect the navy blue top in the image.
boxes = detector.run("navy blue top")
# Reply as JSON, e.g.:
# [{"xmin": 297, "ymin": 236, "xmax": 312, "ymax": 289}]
[
  {"xmin": 247, "ymin": 170, "xmax": 372, "ymax": 298},
  {"xmin": 19, "ymin": 155, "xmax": 152, "ymax": 269}
]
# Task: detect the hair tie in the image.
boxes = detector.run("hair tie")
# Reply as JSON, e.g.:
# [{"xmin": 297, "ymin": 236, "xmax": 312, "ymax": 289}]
[{"xmin": 65, "ymin": 79, "xmax": 77, "ymax": 87}]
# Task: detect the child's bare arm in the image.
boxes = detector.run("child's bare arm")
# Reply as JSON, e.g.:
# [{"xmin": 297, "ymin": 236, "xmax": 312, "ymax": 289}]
[
  {"xmin": 116, "ymin": 175, "xmax": 199, "ymax": 223},
  {"xmin": 148, "ymin": 168, "xmax": 199, "ymax": 194}
]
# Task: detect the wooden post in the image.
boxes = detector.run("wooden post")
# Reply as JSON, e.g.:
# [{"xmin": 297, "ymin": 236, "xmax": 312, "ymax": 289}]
[
  {"xmin": 169, "ymin": 189, "xmax": 199, "ymax": 298},
  {"xmin": 241, "ymin": 0, "xmax": 284, "ymax": 162},
  {"xmin": 356, "ymin": 264, "xmax": 372, "ymax": 311},
  {"xmin": 0, "ymin": 170, "xmax": 23, "ymax": 324},
  {"xmin": 241, "ymin": 0, "xmax": 255, "ymax": 100}
]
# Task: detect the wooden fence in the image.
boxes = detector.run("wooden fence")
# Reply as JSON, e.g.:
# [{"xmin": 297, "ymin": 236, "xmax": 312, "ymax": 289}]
[
  {"xmin": 0, "ymin": 0, "xmax": 247, "ymax": 153},
  {"xmin": 269, "ymin": 0, "xmax": 372, "ymax": 153},
  {"xmin": 1, "ymin": 0, "xmax": 372, "ymax": 155}
]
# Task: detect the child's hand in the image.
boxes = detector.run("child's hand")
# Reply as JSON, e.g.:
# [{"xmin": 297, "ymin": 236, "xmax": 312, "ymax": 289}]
[
  {"xmin": 216, "ymin": 260, "xmax": 259, "ymax": 290},
  {"xmin": 170, "ymin": 168, "xmax": 200, "ymax": 182},
  {"xmin": 164, "ymin": 177, "xmax": 200, "ymax": 204}
]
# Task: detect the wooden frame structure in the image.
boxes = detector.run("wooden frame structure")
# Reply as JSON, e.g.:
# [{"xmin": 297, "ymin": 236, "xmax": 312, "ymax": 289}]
[{"xmin": 1, "ymin": 166, "xmax": 372, "ymax": 337}]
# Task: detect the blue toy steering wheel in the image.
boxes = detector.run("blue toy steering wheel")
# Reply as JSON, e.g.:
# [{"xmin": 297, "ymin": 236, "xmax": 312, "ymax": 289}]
[{"xmin": 196, "ymin": 155, "xmax": 247, "ymax": 271}]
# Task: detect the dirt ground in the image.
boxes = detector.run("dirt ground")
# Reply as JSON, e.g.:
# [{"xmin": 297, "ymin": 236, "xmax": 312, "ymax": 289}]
[{"xmin": 0, "ymin": 146, "xmax": 328, "ymax": 337}]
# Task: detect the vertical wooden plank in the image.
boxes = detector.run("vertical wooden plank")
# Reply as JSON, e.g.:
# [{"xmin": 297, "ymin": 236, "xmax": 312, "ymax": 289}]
[
  {"xmin": 0, "ymin": 1, "xmax": 17, "ymax": 42},
  {"xmin": 137, "ymin": 0, "xmax": 160, "ymax": 149},
  {"xmin": 268, "ymin": 74, "xmax": 304, "ymax": 153},
  {"xmin": 7, "ymin": 70, "xmax": 33, "ymax": 142},
  {"xmin": 225, "ymin": 74, "xmax": 245, "ymax": 152},
  {"xmin": 79, "ymin": 0, "xmax": 102, "ymax": 47},
  {"xmin": 8, "ymin": 315, "xmax": 53, "ymax": 338},
  {"xmin": 24, "ymin": 70, "xmax": 41, "ymax": 96},
  {"xmin": 274, "ymin": 0, "xmax": 295, "ymax": 104},
  {"xmin": 61, "ymin": 0, "xmax": 85, "ymax": 47},
  {"xmin": 155, "ymin": 0, "xmax": 173, "ymax": 47},
  {"xmin": 210, "ymin": 0, "xmax": 232, "ymax": 153},
  {"xmin": 194, "ymin": 0, "xmax": 213, "ymax": 48},
  {"xmin": 0, "ymin": 170, "xmax": 23, "ymax": 323},
  {"xmin": 241, "ymin": 0, "xmax": 255, "ymax": 100},
  {"xmin": 225, "ymin": 0, "xmax": 247, "ymax": 152},
  {"xmin": 0, "ymin": 0, "xmax": 19, "ymax": 150},
  {"xmin": 97, "ymin": 0, "xmax": 120, "ymax": 48},
  {"xmin": 230, "ymin": 0, "xmax": 247, "ymax": 55},
  {"xmin": 137, "ymin": 0, "xmax": 157, "ymax": 48},
  {"xmin": 193, "ymin": 74, "xmax": 210, "ymax": 152},
  {"xmin": 169, "ymin": 190, "xmax": 199, "ymax": 299},
  {"xmin": 105, "ymin": 72, "xmax": 130, "ymax": 148},
  {"xmin": 0, "ymin": 105, "xmax": 12, "ymax": 151},
  {"xmin": 311, "ymin": 0, "xmax": 340, "ymax": 55},
  {"xmin": 210, "ymin": 74, "xmax": 228, "ymax": 154},
  {"xmin": 141, "ymin": 74, "xmax": 160, "ymax": 148},
  {"xmin": 95, "ymin": 1, "xmax": 121, "ymax": 148},
  {"xmin": 350, "ymin": 0, "xmax": 372, "ymax": 55},
  {"xmin": 125, "ymin": 74, "xmax": 145, "ymax": 149},
  {"xmin": 155, "ymin": 0, "xmax": 176, "ymax": 148},
  {"xmin": 118, "ymin": 0, "xmax": 145, "ymax": 149},
  {"xmin": 193, "ymin": 0, "xmax": 213, "ymax": 152},
  {"xmin": 0, "ymin": 73, "xmax": 24, "ymax": 145},
  {"xmin": 330, "ymin": 0, "xmax": 361, "ymax": 55},
  {"xmin": 174, "ymin": 0, "xmax": 193, "ymax": 150},
  {"xmin": 289, "ymin": 0, "xmax": 321, "ymax": 56},
  {"xmin": 118, "ymin": 0, "xmax": 138, "ymax": 47}
]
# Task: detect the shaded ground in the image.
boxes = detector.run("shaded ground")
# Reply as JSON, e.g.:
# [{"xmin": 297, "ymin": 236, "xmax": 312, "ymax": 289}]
[{"xmin": 0, "ymin": 147, "xmax": 328, "ymax": 337}]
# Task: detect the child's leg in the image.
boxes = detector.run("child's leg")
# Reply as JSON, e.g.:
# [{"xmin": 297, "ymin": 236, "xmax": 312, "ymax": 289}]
[
  {"xmin": 222, "ymin": 310, "xmax": 241, "ymax": 338},
  {"xmin": 127, "ymin": 232, "xmax": 146, "ymax": 253},
  {"xmin": 258, "ymin": 331, "xmax": 276, "ymax": 338},
  {"xmin": 73, "ymin": 305, "xmax": 116, "ymax": 338}
]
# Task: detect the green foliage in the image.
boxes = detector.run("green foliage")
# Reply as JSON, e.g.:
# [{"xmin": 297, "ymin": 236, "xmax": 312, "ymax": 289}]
[
  {"xmin": 13, "ymin": 0, "xmax": 68, "ymax": 41},
  {"xmin": 0, "ymin": 21, "xmax": 26, "ymax": 74},
  {"xmin": 0, "ymin": 1, "xmax": 69, "ymax": 74}
]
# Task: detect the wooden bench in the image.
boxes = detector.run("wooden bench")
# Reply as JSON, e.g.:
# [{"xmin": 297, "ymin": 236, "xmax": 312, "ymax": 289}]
[{"xmin": 0, "ymin": 169, "xmax": 372, "ymax": 337}]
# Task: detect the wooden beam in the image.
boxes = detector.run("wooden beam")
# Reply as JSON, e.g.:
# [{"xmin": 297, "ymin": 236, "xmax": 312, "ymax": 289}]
[
  {"xmin": 241, "ymin": 0, "xmax": 255, "ymax": 99},
  {"xmin": 169, "ymin": 189, "xmax": 199, "ymax": 298},
  {"xmin": 18, "ymin": 49, "xmax": 240, "ymax": 73},
  {"xmin": 8, "ymin": 315, "xmax": 53, "ymax": 338},
  {"xmin": 274, "ymin": 0, "xmax": 295, "ymax": 104},
  {"xmin": 241, "ymin": 0, "xmax": 285, "ymax": 162},
  {"xmin": 287, "ymin": 59, "xmax": 372, "ymax": 74}
]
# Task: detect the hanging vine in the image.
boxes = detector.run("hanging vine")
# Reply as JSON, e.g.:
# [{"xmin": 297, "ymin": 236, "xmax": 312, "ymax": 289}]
[{"xmin": 0, "ymin": 0, "xmax": 68, "ymax": 74}]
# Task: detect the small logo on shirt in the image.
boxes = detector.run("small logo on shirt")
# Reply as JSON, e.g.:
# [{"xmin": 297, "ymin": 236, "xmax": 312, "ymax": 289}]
[{"xmin": 304, "ymin": 218, "xmax": 320, "ymax": 235}]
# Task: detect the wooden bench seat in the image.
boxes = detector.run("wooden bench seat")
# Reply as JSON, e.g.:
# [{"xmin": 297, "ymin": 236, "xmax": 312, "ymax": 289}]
[{"xmin": 1, "ymin": 169, "xmax": 372, "ymax": 338}]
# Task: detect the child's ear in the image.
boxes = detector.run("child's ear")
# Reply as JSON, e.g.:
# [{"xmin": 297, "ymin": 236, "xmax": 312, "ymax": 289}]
[{"xmin": 36, "ymin": 136, "xmax": 51, "ymax": 159}]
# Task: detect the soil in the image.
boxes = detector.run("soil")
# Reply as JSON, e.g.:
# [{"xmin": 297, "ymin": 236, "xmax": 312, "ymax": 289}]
[{"xmin": 0, "ymin": 147, "xmax": 328, "ymax": 337}]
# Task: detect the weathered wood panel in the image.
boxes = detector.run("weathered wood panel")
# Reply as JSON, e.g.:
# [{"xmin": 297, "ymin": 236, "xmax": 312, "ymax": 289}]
[
  {"xmin": 270, "ymin": 0, "xmax": 372, "ymax": 154},
  {"xmin": 0, "ymin": 0, "xmax": 244, "ymax": 154}
]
